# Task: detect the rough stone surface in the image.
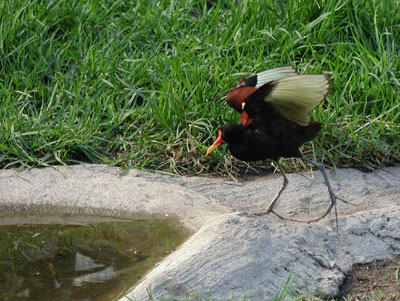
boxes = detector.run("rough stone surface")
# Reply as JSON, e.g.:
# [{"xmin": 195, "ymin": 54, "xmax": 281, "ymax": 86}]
[
  {"xmin": 0, "ymin": 165, "xmax": 228, "ymax": 231},
  {"xmin": 1, "ymin": 164, "xmax": 400, "ymax": 300}
]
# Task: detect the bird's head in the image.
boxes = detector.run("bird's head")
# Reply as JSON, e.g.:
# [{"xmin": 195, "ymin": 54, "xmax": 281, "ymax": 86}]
[{"xmin": 206, "ymin": 124, "xmax": 245, "ymax": 155}]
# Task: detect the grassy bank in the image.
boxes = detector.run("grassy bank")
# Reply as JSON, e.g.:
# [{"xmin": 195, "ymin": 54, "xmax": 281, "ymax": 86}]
[{"xmin": 1, "ymin": 0, "xmax": 399, "ymax": 175}]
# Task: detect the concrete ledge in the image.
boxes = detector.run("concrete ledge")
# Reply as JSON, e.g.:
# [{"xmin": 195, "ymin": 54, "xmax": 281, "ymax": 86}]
[{"xmin": 1, "ymin": 164, "xmax": 400, "ymax": 300}]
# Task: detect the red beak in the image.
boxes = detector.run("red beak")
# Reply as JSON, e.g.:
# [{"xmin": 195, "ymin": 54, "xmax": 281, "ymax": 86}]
[{"xmin": 206, "ymin": 130, "xmax": 225, "ymax": 155}]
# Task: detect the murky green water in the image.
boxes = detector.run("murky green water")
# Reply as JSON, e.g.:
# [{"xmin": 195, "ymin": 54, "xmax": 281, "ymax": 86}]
[{"xmin": 0, "ymin": 214, "xmax": 187, "ymax": 301}]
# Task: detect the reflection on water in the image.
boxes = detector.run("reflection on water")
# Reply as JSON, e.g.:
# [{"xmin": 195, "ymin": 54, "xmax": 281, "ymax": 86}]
[
  {"xmin": 0, "ymin": 215, "xmax": 186, "ymax": 301},
  {"xmin": 73, "ymin": 252, "xmax": 113, "ymax": 285}
]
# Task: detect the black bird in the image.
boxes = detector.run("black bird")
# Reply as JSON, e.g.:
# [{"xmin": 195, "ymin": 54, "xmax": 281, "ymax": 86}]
[{"xmin": 207, "ymin": 66, "xmax": 347, "ymax": 226}]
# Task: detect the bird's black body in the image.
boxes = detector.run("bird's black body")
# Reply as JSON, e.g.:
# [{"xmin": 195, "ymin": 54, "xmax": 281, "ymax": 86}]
[
  {"xmin": 221, "ymin": 85, "xmax": 322, "ymax": 162},
  {"xmin": 221, "ymin": 118, "xmax": 321, "ymax": 162}
]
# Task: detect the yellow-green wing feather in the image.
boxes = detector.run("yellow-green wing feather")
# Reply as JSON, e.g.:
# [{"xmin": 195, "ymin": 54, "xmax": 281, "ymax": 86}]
[
  {"xmin": 265, "ymin": 75, "xmax": 330, "ymax": 126},
  {"xmin": 255, "ymin": 66, "xmax": 298, "ymax": 88}
]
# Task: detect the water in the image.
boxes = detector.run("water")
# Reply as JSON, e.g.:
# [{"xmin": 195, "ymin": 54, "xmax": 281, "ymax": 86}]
[{"xmin": 0, "ymin": 214, "xmax": 187, "ymax": 301}]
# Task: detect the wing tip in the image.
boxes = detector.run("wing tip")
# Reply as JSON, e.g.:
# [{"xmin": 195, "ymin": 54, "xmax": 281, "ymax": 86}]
[{"xmin": 317, "ymin": 74, "xmax": 332, "ymax": 103}]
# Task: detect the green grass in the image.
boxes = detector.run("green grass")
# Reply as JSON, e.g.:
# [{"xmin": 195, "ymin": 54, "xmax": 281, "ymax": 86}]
[{"xmin": 0, "ymin": 0, "xmax": 399, "ymax": 175}]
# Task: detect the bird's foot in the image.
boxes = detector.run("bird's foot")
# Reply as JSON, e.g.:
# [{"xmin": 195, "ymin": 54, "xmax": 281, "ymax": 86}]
[
  {"xmin": 255, "ymin": 206, "xmax": 336, "ymax": 225},
  {"xmin": 336, "ymin": 195, "xmax": 355, "ymax": 206},
  {"xmin": 253, "ymin": 207, "xmax": 274, "ymax": 216},
  {"xmin": 254, "ymin": 192, "xmax": 351, "ymax": 229}
]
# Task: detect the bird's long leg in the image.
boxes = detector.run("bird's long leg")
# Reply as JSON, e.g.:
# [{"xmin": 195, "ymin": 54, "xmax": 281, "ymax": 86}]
[
  {"xmin": 300, "ymin": 155, "xmax": 350, "ymax": 231},
  {"xmin": 254, "ymin": 157, "xmax": 350, "ymax": 232},
  {"xmin": 255, "ymin": 156, "xmax": 350, "ymax": 231},
  {"xmin": 254, "ymin": 160, "xmax": 288, "ymax": 216}
]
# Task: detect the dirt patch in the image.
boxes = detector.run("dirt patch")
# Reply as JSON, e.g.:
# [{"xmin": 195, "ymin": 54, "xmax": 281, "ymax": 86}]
[{"xmin": 337, "ymin": 258, "xmax": 400, "ymax": 301}]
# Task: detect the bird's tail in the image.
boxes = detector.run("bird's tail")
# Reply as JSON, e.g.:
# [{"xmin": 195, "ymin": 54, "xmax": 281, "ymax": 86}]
[{"xmin": 302, "ymin": 121, "xmax": 322, "ymax": 142}]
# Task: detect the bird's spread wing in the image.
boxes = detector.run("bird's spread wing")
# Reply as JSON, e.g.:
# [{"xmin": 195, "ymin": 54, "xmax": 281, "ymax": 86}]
[
  {"xmin": 237, "ymin": 66, "xmax": 297, "ymax": 88},
  {"xmin": 263, "ymin": 74, "xmax": 330, "ymax": 126}
]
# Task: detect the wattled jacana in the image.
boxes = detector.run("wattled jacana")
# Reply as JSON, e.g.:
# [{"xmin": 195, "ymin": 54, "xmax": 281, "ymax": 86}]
[{"xmin": 206, "ymin": 66, "xmax": 347, "ymax": 226}]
